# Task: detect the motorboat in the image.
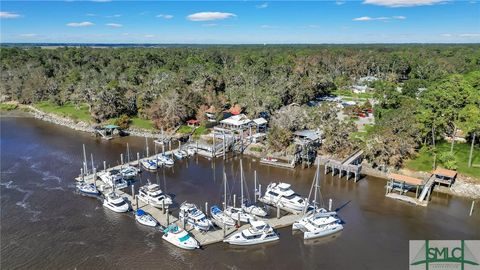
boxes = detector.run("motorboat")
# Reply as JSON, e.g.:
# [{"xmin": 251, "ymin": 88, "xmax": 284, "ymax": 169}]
[
  {"xmin": 223, "ymin": 220, "xmax": 279, "ymax": 246},
  {"xmin": 76, "ymin": 181, "xmax": 100, "ymax": 196},
  {"xmin": 134, "ymin": 209, "xmax": 158, "ymax": 227},
  {"xmin": 141, "ymin": 159, "xmax": 158, "ymax": 171},
  {"xmin": 137, "ymin": 183, "xmax": 173, "ymax": 208},
  {"xmin": 156, "ymin": 154, "xmax": 174, "ymax": 166},
  {"xmin": 292, "ymin": 213, "xmax": 343, "ymax": 239},
  {"xmin": 210, "ymin": 205, "xmax": 235, "ymax": 227},
  {"xmin": 292, "ymin": 158, "xmax": 343, "ymax": 240},
  {"xmin": 103, "ymin": 192, "xmax": 130, "ymax": 213},
  {"xmin": 98, "ymin": 169, "xmax": 128, "ymax": 189},
  {"xmin": 186, "ymin": 148, "xmax": 196, "ymax": 156},
  {"xmin": 162, "ymin": 225, "xmax": 199, "ymax": 250},
  {"xmin": 172, "ymin": 150, "xmax": 185, "ymax": 160},
  {"xmin": 179, "ymin": 202, "xmax": 212, "ymax": 231},
  {"xmin": 261, "ymin": 157, "xmax": 278, "ymax": 163},
  {"xmin": 261, "ymin": 182, "xmax": 308, "ymax": 212},
  {"xmin": 120, "ymin": 166, "xmax": 139, "ymax": 180},
  {"xmin": 180, "ymin": 149, "xmax": 189, "ymax": 157},
  {"xmin": 242, "ymin": 204, "xmax": 268, "ymax": 217},
  {"xmin": 224, "ymin": 206, "xmax": 254, "ymax": 223}
]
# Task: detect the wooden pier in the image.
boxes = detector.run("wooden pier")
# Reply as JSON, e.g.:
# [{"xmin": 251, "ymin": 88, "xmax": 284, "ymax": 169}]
[
  {"xmin": 385, "ymin": 173, "xmax": 431, "ymax": 207},
  {"xmin": 323, "ymin": 150, "xmax": 364, "ymax": 182},
  {"xmin": 259, "ymin": 158, "xmax": 296, "ymax": 169}
]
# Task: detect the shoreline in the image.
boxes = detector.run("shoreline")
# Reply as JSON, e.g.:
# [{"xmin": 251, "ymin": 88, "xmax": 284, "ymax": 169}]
[{"xmin": 3, "ymin": 107, "xmax": 479, "ymax": 200}]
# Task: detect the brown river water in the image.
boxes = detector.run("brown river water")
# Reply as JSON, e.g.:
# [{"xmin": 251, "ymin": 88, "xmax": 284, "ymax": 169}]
[{"xmin": 1, "ymin": 115, "xmax": 479, "ymax": 270}]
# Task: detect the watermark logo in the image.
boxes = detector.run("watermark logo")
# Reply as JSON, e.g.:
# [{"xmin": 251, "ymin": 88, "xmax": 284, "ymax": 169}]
[{"xmin": 410, "ymin": 240, "xmax": 480, "ymax": 270}]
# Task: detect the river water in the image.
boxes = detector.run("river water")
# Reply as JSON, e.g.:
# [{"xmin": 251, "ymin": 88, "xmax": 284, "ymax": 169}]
[{"xmin": 1, "ymin": 115, "xmax": 479, "ymax": 270}]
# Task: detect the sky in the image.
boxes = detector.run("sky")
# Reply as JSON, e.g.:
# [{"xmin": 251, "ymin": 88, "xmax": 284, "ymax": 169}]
[{"xmin": 0, "ymin": 0, "xmax": 479, "ymax": 44}]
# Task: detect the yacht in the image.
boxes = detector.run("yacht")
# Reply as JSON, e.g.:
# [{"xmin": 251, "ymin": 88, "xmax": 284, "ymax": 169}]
[
  {"xmin": 210, "ymin": 205, "xmax": 235, "ymax": 227},
  {"xmin": 120, "ymin": 166, "xmax": 139, "ymax": 180},
  {"xmin": 103, "ymin": 192, "xmax": 130, "ymax": 213},
  {"xmin": 224, "ymin": 206, "xmax": 254, "ymax": 223},
  {"xmin": 261, "ymin": 182, "xmax": 308, "ymax": 212},
  {"xmin": 186, "ymin": 148, "xmax": 196, "ymax": 157},
  {"xmin": 162, "ymin": 225, "xmax": 199, "ymax": 250},
  {"xmin": 137, "ymin": 183, "xmax": 173, "ymax": 208},
  {"xmin": 242, "ymin": 204, "xmax": 268, "ymax": 217},
  {"xmin": 292, "ymin": 159, "xmax": 343, "ymax": 239},
  {"xmin": 140, "ymin": 159, "xmax": 158, "ymax": 171},
  {"xmin": 98, "ymin": 170, "xmax": 128, "ymax": 189},
  {"xmin": 76, "ymin": 181, "xmax": 100, "ymax": 196},
  {"xmin": 179, "ymin": 202, "xmax": 212, "ymax": 231},
  {"xmin": 223, "ymin": 220, "xmax": 279, "ymax": 246},
  {"xmin": 156, "ymin": 154, "xmax": 174, "ymax": 166},
  {"xmin": 134, "ymin": 209, "xmax": 158, "ymax": 227},
  {"xmin": 172, "ymin": 150, "xmax": 185, "ymax": 160}
]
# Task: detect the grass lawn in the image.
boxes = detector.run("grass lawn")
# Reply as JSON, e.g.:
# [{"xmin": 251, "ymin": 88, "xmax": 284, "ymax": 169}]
[
  {"xmin": 178, "ymin": 125, "xmax": 194, "ymax": 134},
  {"xmin": 0, "ymin": 103, "xmax": 18, "ymax": 111},
  {"xmin": 405, "ymin": 141, "xmax": 480, "ymax": 179},
  {"xmin": 333, "ymin": 89, "xmax": 374, "ymax": 100},
  {"xmin": 130, "ymin": 117, "xmax": 155, "ymax": 131},
  {"xmin": 34, "ymin": 101, "xmax": 92, "ymax": 122}
]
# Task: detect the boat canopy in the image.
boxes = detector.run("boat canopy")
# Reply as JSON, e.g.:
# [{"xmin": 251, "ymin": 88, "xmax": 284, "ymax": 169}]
[
  {"xmin": 179, "ymin": 234, "xmax": 191, "ymax": 242},
  {"xmin": 163, "ymin": 225, "xmax": 179, "ymax": 234},
  {"xmin": 136, "ymin": 209, "xmax": 146, "ymax": 216},
  {"xmin": 211, "ymin": 205, "xmax": 221, "ymax": 214}
]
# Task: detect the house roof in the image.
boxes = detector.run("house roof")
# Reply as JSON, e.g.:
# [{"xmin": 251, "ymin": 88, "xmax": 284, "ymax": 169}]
[
  {"xmin": 293, "ymin": 130, "xmax": 321, "ymax": 141},
  {"xmin": 228, "ymin": 104, "xmax": 242, "ymax": 115},
  {"xmin": 104, "ymin": 124, "xmax": 120, "ymax": 129},
  {"xmin": 186, "ymin": 119, "xmax": 199, "ymax": 124},
  {"xmin": 388, "ymin": 173, "xmax": 424, "ymax": 186},
  {"xmin": 253, "ymin": 117, "xmax": 268, "ymax": 125},
  {"xmin": 433, "ymin": 168, "xmax": 457, "ymax": 179},
  {"xmin": 220, "ymin": 114, "xmax": 252, "ymax": 126}
]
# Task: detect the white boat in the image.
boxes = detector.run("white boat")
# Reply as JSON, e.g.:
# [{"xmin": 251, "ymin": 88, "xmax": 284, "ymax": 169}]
[
  {"xmin": 179, "ymin": 202, "xmax": 212, "ymax": 231},
  {"xmin": 141, "ymin": 159, "xmax": 158, "ymax": 170},
  {"xmin": 76, "ymin": 181, "xmax": 100, "ymax": 196},
  {"xmin": 223, "ymin": 220, "xmax": 279, "ymax": 246},
  {"xmin": 120, "ymin": 166, "xmax": 139, "ymax": 180},
  {"xmin": 162, "ymin": 225, "xmax": 199, "ymax": 250},
  {"xmin": 242, "ymin": 204, "xmax": 268, "ymax": 217},
  {"xmin": 261, "ymin": 157, "xmax": 278, "ymax": 163},
  {"xmin": 261, "ymin": 182, "xmax": 308, "ymax": 212},
  {"xmin": 103, "ymin": 192, "xmax": 130, "ymax": 213},
  {"xmin": 156, "ymin": 154, "xmax": 174, "ymax": 166},
  {"xmin": 210, "ymin": 205, "xmax": 236, "ymax": 227},
  {"xmin": 180, "ymin": 149, "xmax": 189, "ymax": 157},
  {"xmin": 186, "ymin": 148, "xmax": 196, "ymax": 156},
  {"xmin": 292, "ymin": 159, "xmax": 343, "ymax": 240},
  {"xmin": 98, "ymin": 170, "xmax": 128, "ymax": 189},
  {"xmin": 134, "ymin": 209, "xmax": 158, "ymax": 227},
  {"xmin": 224, "ymin": 206, "xmax": 254, "ymax": 223},
  {"xmin": 137, "ymin": 183, "xmax": 173, "ymax": 208},
  {"xmin": 172, "ymin": 150, "xmax": 185, "ymax": 160}
]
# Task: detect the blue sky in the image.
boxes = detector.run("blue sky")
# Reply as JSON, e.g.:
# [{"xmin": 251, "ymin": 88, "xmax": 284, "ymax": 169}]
[{"xmin": 1, "ymin": 0, "xmax": 479, "ymax": 43}]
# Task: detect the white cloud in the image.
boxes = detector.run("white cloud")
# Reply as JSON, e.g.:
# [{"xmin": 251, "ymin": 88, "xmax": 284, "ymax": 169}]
[
  {"xmin": 353, "ymin": 16, "xmax": 406, "ymax": 21},
  {"xmin": 85, "ymin": 13, "xmax": 96, "ymax": 17},
  {"xmin": 19, "ymin": 33, "xmax": 38, "ymax": 37},
  {"xmin": 336, "ymin": 0, "xmax": 346, "ymax": 5},
  {"xmin": 256, "ymin": 3, "xmax": 268, "ymax": 9},
  {"xmin": 106, "ymin": 23, "xmax": 122, "ymax": 28},
  {"xmin": 441, "ymin": 33, "xmax": 452, "ymax": 37},
  {"xmin": 363, "ymin": 0, "xmax": 447, "ymax": 7},
  {"xmin": 156, "ymin": 14, "xmax": 173, "ymax": 19},
  {"xmin": 144, "ymin": 34, "xmax": 155, "ymax": 38},
  {"xmin": 106, "ymin": 14, "xmax": 121, "ymax": 18},
  {"xmin": 66, "ymin": 21, "xmax": 94, "ymax": 27},
  {"xmin": 0, "ymin": 11, "xmax": 21, "ymax": 19},
  {"xmin": 187, "ymin": 12, "xmax": 236, "ymax": 21},
  {"xmin": 459, "ymin": 33, "xmax": 480, "ymax": 37}
]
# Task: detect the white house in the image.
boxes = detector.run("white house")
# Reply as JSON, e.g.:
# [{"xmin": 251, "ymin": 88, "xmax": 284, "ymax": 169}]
[{"xmin": 220, "ymin": 114, "xmax": 252, "ymax": 130}]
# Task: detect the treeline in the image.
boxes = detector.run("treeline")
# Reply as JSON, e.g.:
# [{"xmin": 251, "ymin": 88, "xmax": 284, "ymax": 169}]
[{"xmin": 1, "ymin": 45, "xmax": 479, "ymax": 129}]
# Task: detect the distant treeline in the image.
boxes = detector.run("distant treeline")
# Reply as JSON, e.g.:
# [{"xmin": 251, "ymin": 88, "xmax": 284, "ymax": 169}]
[{"xmin": 1, "ymin": 45, "xmax": 479, "ymax": 128}]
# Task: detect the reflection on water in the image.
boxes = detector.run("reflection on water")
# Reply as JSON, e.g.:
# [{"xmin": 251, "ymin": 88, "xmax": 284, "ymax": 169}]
[{"xmin": 1, "ymin": 116, "xmax": 479, "ymax": 270}]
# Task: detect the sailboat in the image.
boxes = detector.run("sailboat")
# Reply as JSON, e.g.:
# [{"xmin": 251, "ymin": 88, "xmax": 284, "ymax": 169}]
[
  {"xmin": 292, "ymin": 158, "xmax": 343, "ymax": 239},
  {"xmin": 210, "ymin": 172, "xmax": 235, "ymax": 227},
  {"xmin": 224, "ymin": 160, "xmax": 254, "ymax": 224},
  {"xmin": 240, "ymin": 165, "xmax": 267, "ymax": 217}
]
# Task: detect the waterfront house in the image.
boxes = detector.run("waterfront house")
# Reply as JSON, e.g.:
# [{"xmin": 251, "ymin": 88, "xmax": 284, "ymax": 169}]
[{"xmin": 220, "ymin": 114, "xmax": 252, "ymax": 130}]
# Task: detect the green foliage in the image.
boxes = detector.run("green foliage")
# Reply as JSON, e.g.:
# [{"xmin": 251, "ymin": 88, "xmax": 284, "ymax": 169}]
[
  {"xmin": 250, "ymin": 146, "xmax": 264, "ymax": 152},
  {"xmin": 114, "ymin": 114, "xmax": 131, "ymax": 130},
  {"xmin": 267, "ymin": 125, "xmax": 292, "ymax": 152},
  {"xmin": 438, "ymin": 152, "xmax": 458, "ymax": 170},
  {"xmin": 178, "ymin": 125, "xmax": 194, "ymax": 134}
]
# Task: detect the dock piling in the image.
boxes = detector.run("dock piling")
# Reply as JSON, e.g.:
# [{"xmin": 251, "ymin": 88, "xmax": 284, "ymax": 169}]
[
  {"xmin": 121, "ymin": 154, "xmax": 124, "ymax": 165},
  {"xmin": 131, "ymin": 185, "xmax": 134, "ymax": 198},
  {"xmin": 137, "ymin": 153, "xmax": 140, "ymax": 169},
  {"xmin": 254, "ymin": 171, "xmax": 257, "ymax": 203},
  {"xmin": 329, "ymin": 198, "xmax": 333, "ymax": 212},
  {"xmin": 135, "ymin": 195, "xmax": 138, "ymax": 211},
  {"xmin": 162, "ymin": 200, "xmax": 165, "ymax": 214},
  {"xmin": 103, "ymin": 161, "xmax": 106, "ymax": 171},
  {"xmin": 233, "ymin": 194, "xmax": 236, "ymax": 208},
  {"xmin": 166, "ymin": 206, "xmax": 170, "ymax": 224},
  {"xmin": 470, "ymin": 201, "xmax": 475, "ymax": 216},
  {"xmin": 237, "ymin": 212, "xmax": 241, "ymax": 227},
  {"xmin": 205, "ymin": 202, "xmax": 209, "ymax": 217}
]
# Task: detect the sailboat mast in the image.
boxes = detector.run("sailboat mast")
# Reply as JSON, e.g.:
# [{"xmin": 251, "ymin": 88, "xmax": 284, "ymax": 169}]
[
  {"xmin": 127, "ymin": 143, "xmax": 130, "ymax": 163},
  {"xmin": 224, "ymin": 171, "xmax": 227, "ymax": 210},
  {"xmin": 313, "ymin": 160, "xmax": 319, "ymax": 210},
  {"xmin": 82, "ymin": 144, "xmax": 87, "ymax": 174},
  {"xmin": 240, "ymin": 159, "xmax": 244, "ymax": 207}
]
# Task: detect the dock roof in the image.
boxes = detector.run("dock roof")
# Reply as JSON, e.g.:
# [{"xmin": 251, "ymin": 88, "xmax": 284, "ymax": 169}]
[
  {"xmin": 388, "ymin": 173, "xmax": 424, "ymax": 186},
  {"xmin": 433, "ymin": 168, "xmax": 457, "ymax": 179}
]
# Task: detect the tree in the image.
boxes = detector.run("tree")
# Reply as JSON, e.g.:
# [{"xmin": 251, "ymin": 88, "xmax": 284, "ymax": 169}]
[{"xmin": 459, "ymin": 104, "xmax": 480, "ymax": 167}]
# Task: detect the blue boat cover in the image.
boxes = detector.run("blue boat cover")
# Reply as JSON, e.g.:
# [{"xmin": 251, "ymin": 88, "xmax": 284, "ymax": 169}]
[
  {"xmin": 163, "ymin": 225, "xmax": 179, "ymax": 234},
  {"xmin": 136, "ymin": 209, "xmax": 146, "ymax": 216},
  {"xmin": 211, "ymin": 205, "xmax": 221, "ymax": 214},
  {"xmin": 179, "ymin": 234, "xmax": 190, "ymax": 242}
]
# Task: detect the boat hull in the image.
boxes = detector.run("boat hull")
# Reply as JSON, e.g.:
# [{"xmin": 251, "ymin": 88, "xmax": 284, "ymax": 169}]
[
  {"xmin": 224, "ymin": 235, "xmax": 279, "ymax": 246},
  {"xmin": 303, "ymin": 224, "xmax": 343, "ymax": 240}
]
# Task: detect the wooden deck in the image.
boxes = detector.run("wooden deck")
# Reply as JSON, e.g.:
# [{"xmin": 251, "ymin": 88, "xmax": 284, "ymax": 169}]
[{"xmin": 259, "ymin": 159, "xmax": 296, "ymax": 169}]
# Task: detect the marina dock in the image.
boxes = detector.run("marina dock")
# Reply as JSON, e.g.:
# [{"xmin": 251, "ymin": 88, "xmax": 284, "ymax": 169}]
[{"xmin": 75, "ymin": 150, "xmax": 304, "ymax": 247}]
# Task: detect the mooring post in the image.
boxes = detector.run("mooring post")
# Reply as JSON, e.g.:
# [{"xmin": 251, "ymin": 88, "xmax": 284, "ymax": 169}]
[
  {"xmin": 169, "ymin": 141, "xmax": 172, "ymax": 152},
  {"xmin": 81, "ymin": 168, "xmax": 84, "ymax": 181},
  {"xmin": 162, "ymin": 200, "xmax": 165, "ymax": 214},
  {"xmin": 254, "ymin": 170, "xmax": 257, "ymax": 203},
  {"xmin": 93, "ymin": 168, "xmax": 97, "ymax": 187},
  {"xmin": 470, "ymin": 201, "xmax": 475, "ymax": 216},
  {"xmin": 237, "ymin": 212, "xmax": 241, "ymax": 227},
  {"xmin": 205, "ymin": 202, "xmax": 209, "ymax": 217},
  {"xmin": 259, "ymin": 184, "xmax": 262, "ymax": 198},
  {"xmin": 183, "ymin": 213, "xmax": 187, "ymax": 229},
  {"xmin": 329, "ymin": 198, "xmax": 333, "ymax": 212},
  {"xmin": 223, "ymin": 221, "xmax": 226, "ymax": 237},
  {"xmin": 131, "ymin": 185, "xmax": 135, "ymax": 198},
  {"xmin": 166, "ymin": 206, "xmax": 170, "ymax": 224},
  {"xmin": 233, "ymin": 194, "xmax": 236, "ymax": 208},
  {"xmin": 415, "ymin": 185, "xmax": 419, "ymax": 199},
  {"xmin": 222, "ymin": 201, "xmax": 226, "ymax": 211},
  {"xmin": 137, "ymin": 152, "xmax": 140, "ymax": 169},
  {"xmin": 121, "ymin": 153, "xmax": 124, "ymax": 165},
  {"xmin": 135, "ymin": 195, "xmax": 139, "ymax": 211},
  {"xmin": 103, "ymin": 161, "xmax": 106, "ymax": 171},
  {"xmin": 276, "ymin": 205, "xmax": 280, "ymax": 219}
]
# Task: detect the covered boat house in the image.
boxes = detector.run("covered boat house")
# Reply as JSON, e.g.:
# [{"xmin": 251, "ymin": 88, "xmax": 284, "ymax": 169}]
[
  {"xmin": 385, "ymin": 173, "xmax": 429, "ymax": 206},
  {"xmin": 432, "ymin": 168, "xmax": 457, "ymax": 187},
  {"xmin": 95, "ymin": 124, "xmax": 122, "ymax": 140}
]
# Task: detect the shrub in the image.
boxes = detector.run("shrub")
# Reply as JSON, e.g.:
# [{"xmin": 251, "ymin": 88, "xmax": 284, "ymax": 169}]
[
  {"xmin": 438, "ymin": 152, "xmax": 458, "ymax": 170},
  {"xmin": 114, "ymin": 114, "xmax": 131, "ymax": 130}
]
